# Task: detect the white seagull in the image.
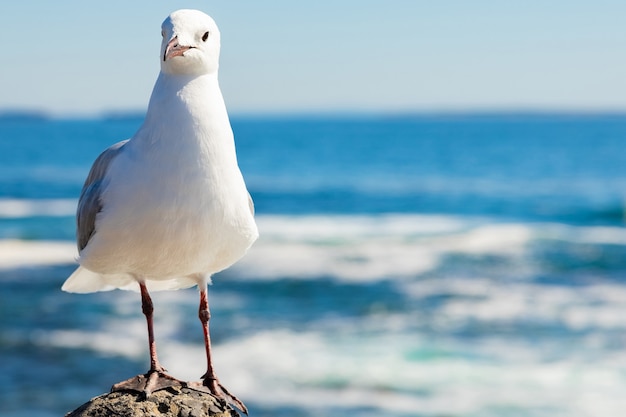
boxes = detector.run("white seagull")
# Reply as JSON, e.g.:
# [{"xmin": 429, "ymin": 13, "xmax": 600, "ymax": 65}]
[{"xmin": 62, "ymin": 9, "xmax": 258, "ymax": 414}]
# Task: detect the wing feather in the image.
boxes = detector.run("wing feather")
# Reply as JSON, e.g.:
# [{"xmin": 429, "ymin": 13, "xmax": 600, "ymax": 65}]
[{"xmin": 76, "ymin": 140, "xmax": 128, "ymax": 251}]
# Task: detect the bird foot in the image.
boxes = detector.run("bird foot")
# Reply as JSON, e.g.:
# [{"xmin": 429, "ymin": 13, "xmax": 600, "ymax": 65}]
[
  {"xmin": 187, "ymin": 377, "xmax": 249, "ymax": 415},
  {"xmin": 111, "ymin": 369, "xmax": 184, "ymax": 398}
]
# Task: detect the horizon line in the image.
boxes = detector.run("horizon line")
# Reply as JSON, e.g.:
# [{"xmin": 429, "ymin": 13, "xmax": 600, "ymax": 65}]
[{"xmin": 5, "ymin": 107, "xmax": 626, "ymax": 121}]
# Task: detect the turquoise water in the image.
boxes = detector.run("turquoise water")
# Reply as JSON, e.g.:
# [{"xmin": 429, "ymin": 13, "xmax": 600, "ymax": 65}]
[{"xmin": 2, "ymin": 113, "xmax": 626, "ymax": 416}]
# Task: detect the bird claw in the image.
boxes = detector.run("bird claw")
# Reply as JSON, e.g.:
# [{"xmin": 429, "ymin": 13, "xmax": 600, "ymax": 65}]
[
  {"xmin": 186, "ymin": 379, "xmax": 249, "ymax": 415},
  {"xmin": 111, "ymin": 369, "xmax": 184, "ymax": 398},
  {"xmin": 113, "ymin": 371, "xmax": 248, "ymax": 415},
  {"xmin": 216, "ymin": 381, "xmax": 248, "ymax": 416}
]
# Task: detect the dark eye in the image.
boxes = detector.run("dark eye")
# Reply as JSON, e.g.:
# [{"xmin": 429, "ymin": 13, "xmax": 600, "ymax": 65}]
[
  {"xmin": 161, "ymin": 30, "xmax": 165, "ymax": 37},
  {"xmin": 202, "ymin": 31, "xmax": 209, "ymax": 42}
]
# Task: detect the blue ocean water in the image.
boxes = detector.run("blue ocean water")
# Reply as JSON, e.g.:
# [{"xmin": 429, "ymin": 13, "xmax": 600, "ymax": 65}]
[{"xmin": 2, "ymin": 113, "xmax": 626, "ymax": 416}]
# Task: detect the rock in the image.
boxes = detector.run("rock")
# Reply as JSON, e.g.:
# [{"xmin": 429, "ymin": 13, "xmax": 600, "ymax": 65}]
[{"xmin": 65, "ymin": 387, "xmax": 241, "ymax": 417}]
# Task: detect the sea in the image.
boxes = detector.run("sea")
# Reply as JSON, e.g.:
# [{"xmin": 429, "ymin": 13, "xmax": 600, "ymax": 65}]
[{"xmin": 2, "ymin": 112, "xmax": 626, "ymax": 417}]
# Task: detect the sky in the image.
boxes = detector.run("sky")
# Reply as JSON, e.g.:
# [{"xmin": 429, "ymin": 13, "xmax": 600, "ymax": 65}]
[{"xmin": 2, "ymin": 0, "xmax": 626, "ymax": 116}]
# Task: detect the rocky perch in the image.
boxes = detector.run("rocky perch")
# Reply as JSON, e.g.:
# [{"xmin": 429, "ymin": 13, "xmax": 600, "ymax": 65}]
[{"xmin": 65, "ymin": 387, "xmax": 241, "ymax": 417}]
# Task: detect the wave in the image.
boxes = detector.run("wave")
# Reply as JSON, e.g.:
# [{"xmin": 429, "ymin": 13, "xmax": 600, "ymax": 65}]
[
  {"xmin": 0, "ymin": 198, "xmax": 76, "ymax": 218},
  {"xmin": 0, "ymin": 239, "xmax": 76, "ymax": 270},
  {"xmin": 232, "ymin": 214, "xmax": 528, "ymax": 282},
  {"xmin": 2, "ymin": 214, "xmax": 626, "ymax": 279},
  {"xmin": 16, "ymin": 213, "xmax": 626, "ymax": 416},
  {"xmin": 0, "ymin": 214, "xmax": 499, "ymax": 277},
  {"xmin": 31, "ymin": 314, "xmax": 626, "ymax": 416}
]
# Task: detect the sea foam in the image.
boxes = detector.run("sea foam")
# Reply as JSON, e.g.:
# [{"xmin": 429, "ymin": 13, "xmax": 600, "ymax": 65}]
[
  {"xmin": 0, "ymin": 198, "xmax": 76, "ymax": 218},
  {"xmin": 2, "ymin": 214, "xmax": 624, "ymax": 282},
  {"xmin": 0, "ymin": 239, "xmax": 76, "ymax": 270}
]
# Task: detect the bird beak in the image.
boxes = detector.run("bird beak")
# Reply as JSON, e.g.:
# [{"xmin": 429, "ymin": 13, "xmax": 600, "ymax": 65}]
[{"xmin": 164, "ymin": 36, "xmax": 193, "ymax": 61}]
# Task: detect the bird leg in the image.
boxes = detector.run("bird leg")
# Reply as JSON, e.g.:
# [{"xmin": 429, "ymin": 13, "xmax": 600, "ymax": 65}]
[
  {"xmin": 188, "ymin": 287, "xmax": 248, "ymax": 415},
  {"xmin": 198, "ymin": 288, "xmax": 218, "ymax": 391},
  {"xmin": 140, "ymin": 281, "xmax": 164, "ymax": 373},
  {"xmin": 111, "ymin": 282, "xmax": 183, "ymax": 397}
]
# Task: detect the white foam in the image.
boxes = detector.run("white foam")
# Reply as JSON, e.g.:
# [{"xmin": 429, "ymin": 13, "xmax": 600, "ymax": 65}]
[
  {"xmin": 32, "ymin": 276, "xmax": 626, "ymax": 416},
  {"xmin": 19, "ymin": 214, "xmax": 626, "ymax": 416},
  {"xmin": 2, "ymin": 215, "xmax": 624, "ymax": 288},
  {"xmin": 235, "ymin": 237, "xmax": 440, "ymax": 281},
  {"xmin": 234, "ymin": 215, "xmax": 534, "ymax": 282},
  {"xmin": 540, "ymin": 223, "xmax": 626, "ymax": 245},
  {"xmin": 437, "ymin": 223, "xmax": 533, "ymax": 254},
  {"xmin": 0, "ymin": 239, "xmax": 77, "ymax": 269},
  {"xmin": 141, "ymin": 328, "xmax": 626, "ymax": 414},
  {"xmin": 0, "ymin": 198, "xmax": 76, "ymax": 218},
  {"xmin": 0, "ymin": 215, "xmax": 587, "ymax": 280},
  {"xmin": 256, "ymin": 213, "xmax": 470, "ymax": 240},
  {"xmin": 32, "ymin": 326, "xmax": 145, "ymax": 359},
  {"xmin": 33, "ymin": 317, "xmax": 626, "ymax": 415},
  {"xmin": 405, "ymin": 273, "xmax": 626, "ymax": 334}
]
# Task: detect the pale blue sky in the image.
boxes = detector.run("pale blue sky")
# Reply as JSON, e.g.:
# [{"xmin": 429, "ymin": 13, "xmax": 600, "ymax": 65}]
[{"xmin": 2, "ymin": 1, "xmax": 626, "ymax": 115}]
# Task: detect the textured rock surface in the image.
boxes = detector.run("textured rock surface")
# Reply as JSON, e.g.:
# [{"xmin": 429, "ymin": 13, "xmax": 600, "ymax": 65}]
[{"xmin": 65, "ymin": 387, "xmax": 241, "ymax": 417}]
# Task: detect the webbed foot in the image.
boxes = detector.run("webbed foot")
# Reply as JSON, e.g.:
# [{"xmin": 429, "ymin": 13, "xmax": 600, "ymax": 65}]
[
  {"xmin": 187, "ymin": 376, "xmax": 248, "ymax": 415},
  {"xmin": 111, "ymin": 369, "xmax": 184, "ymax": 398}
]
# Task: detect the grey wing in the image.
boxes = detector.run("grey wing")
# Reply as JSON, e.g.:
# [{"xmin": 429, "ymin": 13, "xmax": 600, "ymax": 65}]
[{"xmin": 76, "ymin": 140, "xmax": 128, "ymax": 251}]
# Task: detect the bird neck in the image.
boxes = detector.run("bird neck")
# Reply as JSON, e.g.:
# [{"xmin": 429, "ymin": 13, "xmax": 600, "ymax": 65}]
[
  {"xmin": 137, "ymin": 72, "xmax": 235, "ymax": 155},
  {"xmin": 146, "ymin": 72, "xmax": 229, "ymax": 126}
]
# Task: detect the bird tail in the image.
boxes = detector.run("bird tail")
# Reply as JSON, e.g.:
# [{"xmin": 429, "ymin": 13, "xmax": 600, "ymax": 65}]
[
  {"xmin": 62, "ymin": 266, "xmax": 125, "ymax": 293},
  {"xmin": 62, "ymin": 267, "xmax": 200, "ymax": 293}
]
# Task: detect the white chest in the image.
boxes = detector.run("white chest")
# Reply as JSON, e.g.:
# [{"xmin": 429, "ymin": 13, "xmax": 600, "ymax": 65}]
[{"xmin": 81, "ymin": 129, "xmax": 257, "ymax": 278}]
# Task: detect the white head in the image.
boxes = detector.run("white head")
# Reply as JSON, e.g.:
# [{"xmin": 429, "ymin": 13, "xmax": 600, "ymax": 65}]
[{"xmin": 160, "ymin": 9, "xmax": 221, "ymax": 76}]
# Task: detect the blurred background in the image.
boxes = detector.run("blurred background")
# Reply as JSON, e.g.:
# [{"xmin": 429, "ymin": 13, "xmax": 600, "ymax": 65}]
[{"xmin": 2, "ymin": 1, "xmax": 626, "ymax": 417}]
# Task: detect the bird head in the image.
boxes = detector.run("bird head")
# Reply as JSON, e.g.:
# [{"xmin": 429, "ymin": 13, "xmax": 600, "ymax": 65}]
[{"xmin": 160, "ymin": 9, "xmax": 221, "ymax": 76}]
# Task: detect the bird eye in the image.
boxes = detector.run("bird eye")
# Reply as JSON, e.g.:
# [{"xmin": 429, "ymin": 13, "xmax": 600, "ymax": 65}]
[
  {"xmin": 202, "ymin": 31, "xmax": 209, "ymax": 42},
  {"xmin": 161, "ymin": 30, "xmax": 165, "ymax": 37}
]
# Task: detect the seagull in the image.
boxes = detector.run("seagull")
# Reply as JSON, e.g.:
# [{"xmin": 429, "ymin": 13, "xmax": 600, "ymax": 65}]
[{"xmin": 62, "ymin": 9, "xmax": 258, "ymax": 414}]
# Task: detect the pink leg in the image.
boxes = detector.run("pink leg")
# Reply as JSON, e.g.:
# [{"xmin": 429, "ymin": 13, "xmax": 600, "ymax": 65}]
[
  {"xmin": 140, "ymin": 282, "xmax": 164, "ymax": 372},
  {"xmin": 199, "ymin": 287, "xmax": 218, "ymax": 390},
  {"xmin": 111, "ymin": 281, "xmax": 181, "ymax": 396},
  {"xmin": 199, "ymin": 286, "xmax": 248, "ymax": 415}
]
